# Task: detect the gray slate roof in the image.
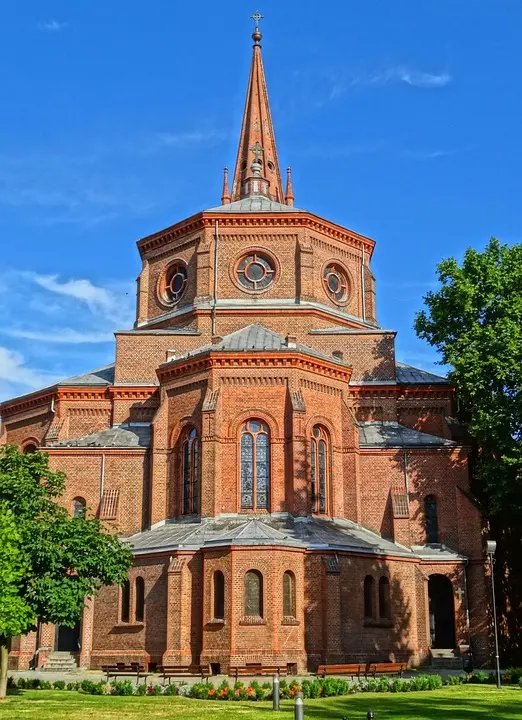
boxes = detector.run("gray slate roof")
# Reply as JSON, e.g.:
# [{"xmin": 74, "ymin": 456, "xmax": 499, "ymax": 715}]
[
  {"xmin": 359, "ymin": 421, "xmax": 455, "ymax": 448},
  {"xmin": 57, "ymin": 364, "xmax": 115, "ymax": 386},
  {"xmin": 51, "ymin": 424, "xmax": 150, "ymax": 449},
  {"xmin": 395, "ymin": 361, "xmax": 447, "ymax": 385},
  {"xmin": 129, "ymin": 515, "xmax": 417, "ymax": 558},
  {"xmin": 171, "ymin": 324, "xmax": 348, "ymax": 367},
  {"xmin": 206, "ymin": 197, "xmax": 302, "ymax": 213}
]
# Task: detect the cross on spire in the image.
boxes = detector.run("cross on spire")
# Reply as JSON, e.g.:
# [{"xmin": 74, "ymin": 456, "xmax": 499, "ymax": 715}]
[
  {"xmin": 250, "ymin": 11, "xmax": 263, "ymax": 27},
  {"xmin": 249, "ymin": 141, "xmax": 264, "ymax": 163}
]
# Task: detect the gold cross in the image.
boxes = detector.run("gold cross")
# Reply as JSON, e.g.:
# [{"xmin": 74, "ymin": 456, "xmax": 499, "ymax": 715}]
[{"xmin": 251, "ymin": 11, "xmax": 264, "ymax": 27}]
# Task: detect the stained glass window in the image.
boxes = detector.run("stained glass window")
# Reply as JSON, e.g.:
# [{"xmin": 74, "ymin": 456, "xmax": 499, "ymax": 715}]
[
  {"xmin": 182, "ymin": 427, "xmax": 199, "ymax": 515},
  {"xmin": 244, "ymin": 570, "xmax": 263, "ymax": 617},
  {"xmin": 310, "ymin": 426, "xmax": 329, "ymax": 513},
  {"xmin": 379, "ymin": 577, "xmax": 391, "ymax": 620},
  {"xmin": 364, "ymin": 575, "xmax": 375, "ymax": 620},
  {"xmin": 425, "ymin": 495, "xmax": 439, "ymax": 543},
  {"xmin": 283, "ymin": 571, "xmax": 296, "ymax": 617},
  {"xmin": 240, "ymin": 420, "xmax": 270, "ymax": 510}
]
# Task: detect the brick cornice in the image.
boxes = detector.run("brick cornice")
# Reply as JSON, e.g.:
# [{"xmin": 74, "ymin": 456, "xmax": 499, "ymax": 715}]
[
  {"xmin": 137, "ymin": 210, "xmax": 375, "ymax": 259},
  {"xmin": 0, "ymin": 390, "xmax": 55, "ymax": 419},
  {"xmin": 350, "ymin": 384, "xmax": 454, "ymax": 400},
  {"xmin": 46, "ymin": 448, "xmax": 147, "ymax": 455},
  {"xmin": 157, "ymin": 351, "xmax": 353, "ymax": 385}
]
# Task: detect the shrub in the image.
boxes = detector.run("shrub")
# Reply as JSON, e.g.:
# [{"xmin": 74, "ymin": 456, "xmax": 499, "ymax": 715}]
[
  {"xmin": 216, "ymin": 680, "xmax": 233, "ymax": 700},
  {"xmin": 376, "ymin": 676, "xmax": 390, "ymax": 693},
  {"xmin": 66, "ymin": 681, "xmax": 80, "ymax": 691},
  {"xmin": 112, "ymin": 680, "xmax": 134, "ymax": 696},
  {"xmin": 136, "ymin": 683, "xmax": 147, "ymax": 696},
  {"xmin": 469, "ymin": 671, "xmax": 490, "ymax": 684},
  {"xmin": 190, "ymin": 681, "xmax": 215, "ymax": 700},
  {"xmin": 6, "ymin": 677, "xmax": 16, "ymax": 689},
  {"xmin": 27, "ymin": 678, "xmax": 41, "ymax": 689},
  {"xmin": 53, "ymin": 680, "xmax": 66, "ymax": 690},
  {"xmin": 177, "ymin": 682, "xmax": 191, "ymax": 697},
  {"xmin": 519, "ymin": 677, "xmax": 522, "ymax": 689},
  {"xmin": 17, "ymin": 678, "xmax": 27, "ymax": 689},
  {"xmin": 80, "ymin": 680, "xmax": 96, "ymax": 694},
  {"xmin": 504, "ymin": 667, "xmax": 522, "ymax": 684},
  {"xmin": 443, "ymin": 675, "xmax": 466, "ymax": 686},
  {"xmin": 39, "ymin": 680, "xmax": 52, "ymax": 690}
]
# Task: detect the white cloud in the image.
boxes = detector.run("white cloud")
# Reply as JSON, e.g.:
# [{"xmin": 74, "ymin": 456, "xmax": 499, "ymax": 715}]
[
  {"xmin": 28, "ymin": 274, "xmax": 120, "ymax": 316},
  {"xmin": 0, "ymin": 346, "xmax": 60, "ymax": 390},
  {"xmin": 373, "ymin": 67, "xmax": 451, "ymax": 89},
  {"xmin": 40, "ymin": 20, "xmax": 67, "ymax": 32},
  {"xmin": 5, "ymin": 329, "xmax": 114, "ymax": 344},
  {"xmin": 152, "ymin": 130, "xmax": 228, "ymax": 149}
]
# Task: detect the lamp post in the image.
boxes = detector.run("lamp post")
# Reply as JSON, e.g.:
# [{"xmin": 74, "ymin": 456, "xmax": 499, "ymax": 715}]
[{"xmin": 486, "ymin": 540, "xmax": 501, "ymax": 689}]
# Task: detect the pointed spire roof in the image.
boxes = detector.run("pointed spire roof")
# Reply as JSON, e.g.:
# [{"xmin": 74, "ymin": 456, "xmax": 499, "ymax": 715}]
[{"xmin": 231, "ymin": 20, "xmax": 284, "ymax": 203}]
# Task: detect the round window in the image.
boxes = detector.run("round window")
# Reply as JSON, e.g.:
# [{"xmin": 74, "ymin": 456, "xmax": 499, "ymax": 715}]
[
  {"xmin": 236, "ymin": 252, "xmax": 276, "ymax": 292},
  {"xmin": 323, "ymin": 263, "xmax": 349, "ymax": 304},
  {"xmin": 161, "ymin": 262, "xmax": 188, "ymax": 305}
]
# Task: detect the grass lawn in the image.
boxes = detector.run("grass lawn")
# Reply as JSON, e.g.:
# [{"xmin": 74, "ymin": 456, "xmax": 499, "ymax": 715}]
[{"xmin": 0, "ymin": 686, "xmax": 520, "ymax": 720}]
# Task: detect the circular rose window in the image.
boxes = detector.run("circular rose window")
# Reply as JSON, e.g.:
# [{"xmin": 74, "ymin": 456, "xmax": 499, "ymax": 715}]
[
  {"xmin": 323, "ymin": 263, "xmax": 349, "ymax": 304},
  {"xmin": 236, "ymin": 252, "xmax": 275, "ymax": 292},
  {"xmin": 160, "ymin": 262, "xmax": 188, "ymax": 305}
]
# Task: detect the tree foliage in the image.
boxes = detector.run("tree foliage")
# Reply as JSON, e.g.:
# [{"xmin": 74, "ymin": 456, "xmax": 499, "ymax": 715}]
[
  {"xmin": 415, "ymin": 237, "xmax": 522, "ymax": 661},
  {"xmin": 0, "ymin": 445, "xmax": 132, "ymax": 697}
]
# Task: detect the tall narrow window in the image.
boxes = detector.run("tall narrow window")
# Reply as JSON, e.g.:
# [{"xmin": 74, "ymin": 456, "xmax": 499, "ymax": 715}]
[
  {"xmin": 244, "ymin": 570, "xmax": 263, "ymax": 617},
  {"xmin": 213, "ymin": 571, "xmax": 225, "ymax": 620},
  {"xmin": 310, "ymin": 426, "xmax": 329, "ymax": 513},
  {"xmin": 425, "ymin": 495, "xmax": 439, "ymax": 544},
  {"xmin": 364, "ymin": 575, "xmax": 375, "ymax": 620},
  {"xmin": 135, "ymin": 577, "xmax": 145, "ymax": 622},
  {"xmin": 121, "ymin": 579, "xmax": 130, "ymax": 623},
  {"xmin": 379, "ymin": 576, "xmax": 391, "ymax": 621},
  {"xmin": 283, "ymin": 571, "xmax": 296, "ymax": 617},
  {"xmin": 72, "ymin": 497, "xmax": 86, "ymax": 518},
  {"xmin": 240, "ymin": 420, "xmax": 270, "ymax": 510},
  {"xmin": 182, "ymin": 427, "xmax": 199, "ymax": 515}
]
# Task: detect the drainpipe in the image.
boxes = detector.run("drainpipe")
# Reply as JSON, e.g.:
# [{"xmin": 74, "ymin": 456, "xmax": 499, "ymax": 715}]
[
  {"xmin": 361, "ymin": 245, "xmax": 367, "ymax": 323},
  {"xmin": 100, "ymin": 454, "xmax": 106, "ymax": 503},
  {"xmin": 211, "ymin": 220, "xmax": 219, "ymax": 336}
]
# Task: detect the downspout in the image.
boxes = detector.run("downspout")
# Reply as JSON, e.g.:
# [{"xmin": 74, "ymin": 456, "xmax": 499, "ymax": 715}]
[
  {"xmin": 211, "ymin": 220, "xmax": 219, "ymax": 336},
  {"xmin": 100, "ymin": 454, "xmax": 106, "ymax": 504},
  {"xmin": 361, "ymin": 245, "xmax": 367, "ymax": 323},
  {"xmin": 403, "ymin": 452, "xmax": 410, "ymax": 496}
]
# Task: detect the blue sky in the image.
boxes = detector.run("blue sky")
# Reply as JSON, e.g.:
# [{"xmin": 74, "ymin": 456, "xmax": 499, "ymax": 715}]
[{"xmin": 1, "ymin": 1, "xmax": 521, "ymax": 400}]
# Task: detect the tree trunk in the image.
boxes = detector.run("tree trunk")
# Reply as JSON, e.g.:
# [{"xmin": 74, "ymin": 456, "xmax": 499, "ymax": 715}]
[{"xmin": 0, "ymin": 638, "xmax": 8, "ymax": 700}]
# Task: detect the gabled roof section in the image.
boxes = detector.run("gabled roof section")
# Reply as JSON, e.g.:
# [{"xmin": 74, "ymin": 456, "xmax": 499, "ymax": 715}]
[
  {"xmin": 173, "ymin": 323, "xmax": 349, "ymax": 368},
  {"xmin": 205, "ymin": 197, "xmax": 301, "ymax": 213},
  {"xmin": 396, "ymin": 361, "xmax": 448, "ymax": 385},
  {"xmin": 50, "ymin": 423, "xmax": 150, "ymax": 449},
  {"xmin": 359, "ymin": 421, "xmax": 456, "ymax": 448},
  {"xmin": 58, "ymin": 363, "xmax": 115, "ymax": 386}
]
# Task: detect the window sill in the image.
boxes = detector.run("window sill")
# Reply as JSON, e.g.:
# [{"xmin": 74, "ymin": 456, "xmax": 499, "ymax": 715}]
[
  {"xmin": 207, "ymin": 618, "xmax": 226, "ymax": 626},
  {"xmin": 363, "ymin": 619, "xmax": 393, "ymax": 629},
  {"xmin": 281, "ymin": 617, "xmax": 300, "ymax": 626},
  {"xmin": 111, "ymin": 623, "xmax": 144, "ymax": 632},
  {"xmin": 239, "ymin": 616, "xmax": 266, "ymax": 626}
]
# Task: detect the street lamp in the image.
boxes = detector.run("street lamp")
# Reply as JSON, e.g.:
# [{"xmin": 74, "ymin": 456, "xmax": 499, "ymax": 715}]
[{"xmin": 486, "ymin": 540, "xmax": 501, "ymax": 689}]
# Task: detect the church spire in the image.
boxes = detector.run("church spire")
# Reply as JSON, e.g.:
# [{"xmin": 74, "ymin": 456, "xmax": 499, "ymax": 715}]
[{"xmin": 230, "ymin": 13, "xmax": 284, "ymax": 203}]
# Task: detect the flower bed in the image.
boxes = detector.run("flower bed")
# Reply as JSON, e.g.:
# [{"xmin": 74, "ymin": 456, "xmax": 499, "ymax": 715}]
[{"xmin": 8, "ymin": 671, "xmax": 522, "ymax": 699}]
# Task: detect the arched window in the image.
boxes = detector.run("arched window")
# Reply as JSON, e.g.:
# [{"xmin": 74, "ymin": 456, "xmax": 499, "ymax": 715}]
[
  {"xmin": 244, "ymin": 570, "xmax": 263, "ymax": 617},
  {"xmin": 121, "ymin": 579, "xmax": 130, "ymax": 623},
  {"xmin": 283, "ymin": 571, "xmax": 296, "ymax": 617},
  {"xmin": 22, "ymin": 442, "xmax": 38, "ymax": 454},
  {"xmin": 425, "ymin": 495, "xmax": 439, "ymax": 543},
  {"xmin": 310, "ymin": 425, "xmax": 329, "ymax": 513},
  {"xmin": 72, "ymin": 497, "xmax": 86, "ymax": 518},
  {"xmin": 135, "ymin": 577, "xmax": 145, "ymax": 622},
  {"xmin": 181, "ymin": 427, "xmax": 199, "ymax": 515},
  {"xmin": 364, "ymin": 575, "xmax": 375, "ymax": 619},
  {"xmin": 240, "ymin": 420, "xmax": 270, "ymax": 510},
  {"xmin": 213, "ymin": 571, "xmax": 225, "ymax": 620},
  {"xmin": 379, "ymin": 576, "xmax": 391, "ymax": 621}
]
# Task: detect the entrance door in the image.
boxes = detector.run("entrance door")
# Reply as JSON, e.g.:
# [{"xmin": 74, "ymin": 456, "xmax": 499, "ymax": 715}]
[
  {"xmin": 428, "ymin": 575, "xmax": 456, "ymax": 649},
  {"xmin": 56, "ymin": 624, "xmax": 81, "ymax": 652}
]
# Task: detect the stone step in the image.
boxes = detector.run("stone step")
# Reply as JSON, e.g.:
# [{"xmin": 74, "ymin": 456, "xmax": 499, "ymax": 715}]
[{"xmin": 42, "ymin": 652, "xmax": 78, "ymax": 672}]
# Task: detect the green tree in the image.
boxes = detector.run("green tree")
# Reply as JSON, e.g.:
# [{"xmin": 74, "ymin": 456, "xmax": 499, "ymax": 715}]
[
  {"xmin": 0, "ymin": 446, "xmax": 132, "ymax": 698},
  {"xmin": 415, "ymin": 237, "xmax": 522, "ymax": 661}
]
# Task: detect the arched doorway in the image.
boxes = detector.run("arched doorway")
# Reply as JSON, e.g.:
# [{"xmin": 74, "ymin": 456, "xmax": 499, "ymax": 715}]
[{"xmin": 428, "ymin": 575, "xmax": 456, "ymax": 649}]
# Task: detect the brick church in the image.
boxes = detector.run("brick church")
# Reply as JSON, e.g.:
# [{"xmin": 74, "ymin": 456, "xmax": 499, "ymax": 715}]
[{"xmin": 3, "ymin": 19, "xmax": 489, "ymax": 673}]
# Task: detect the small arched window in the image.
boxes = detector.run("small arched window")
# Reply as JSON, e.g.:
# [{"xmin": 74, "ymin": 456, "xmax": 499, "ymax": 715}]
[
  {"xmin": 213, "ymin": 571, "xmax": 225, "ymax": 620},
  {"xmin": 181, "ymin": 427, "xmax": 199, "ymax": 515},
  {"xmin": 240, "ymin": 420, "xmax": 270, "ymax": 510},
  {"xmin": 135, "ymin": 577, "xmax": 145, "ymax": 622},
  {"xmin": 244, "ymin": 570, "xmax": 263, "ymax": 617},
  {"xmin": 310, "ymin": 425, "xmax": 329, "ymax": 513},
  {"xmin": 121, "ymin": 579, "xmax": 130, "ymax": 623},
  {"xmin": 72, "ymin": 497, "xmax": 86, "ymax": 518},
  {"xmin": 364, "ymin": 575, "xmax": 375, "ymax": 620},
  {"xmin": 379, "ymin": 576, "xmax": 391, "ymax": 621},
  {"xmin": 425, "ymin": 495, "xmax": 439, "ymax": 544},
  {"xmin": 23, "ymin": 442, "xmax": 38, "ymax": 454},
  {"xmin": 283, "ymin": 571, "xmax": 296, "ymax": 617}
]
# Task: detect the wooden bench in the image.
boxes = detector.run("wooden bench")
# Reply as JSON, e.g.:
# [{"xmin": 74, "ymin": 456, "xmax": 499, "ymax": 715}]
[
  {"xmin": 158, "ymin": 664, "xmax": 210, "ymax": 684},
  {"xmin": 367, "ymin": 662, "xmax": 407, "ymax": 678},
  {"xmin": 229, "ymin": 664, "xmax": 287, "ymax": 679},
  {"xmin": 316, "ymin": 663, "xmax": 366, "ymax": 678},
  {"xmin": 102, "ymin": 663, "xmax": 147, "ymax": 683}
]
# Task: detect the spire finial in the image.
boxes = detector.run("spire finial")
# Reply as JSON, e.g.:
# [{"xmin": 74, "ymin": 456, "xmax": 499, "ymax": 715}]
[
  {"xmin": 221, "ymin": 166, "xmax": 231, "ymax": 205},
  {"xmin": 251, "ymin": 10, "xmax": 263, "ymax": 44},
  {"xmin": 285, "ymin": 167, "xmax": 295, "ymax": 207}
]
